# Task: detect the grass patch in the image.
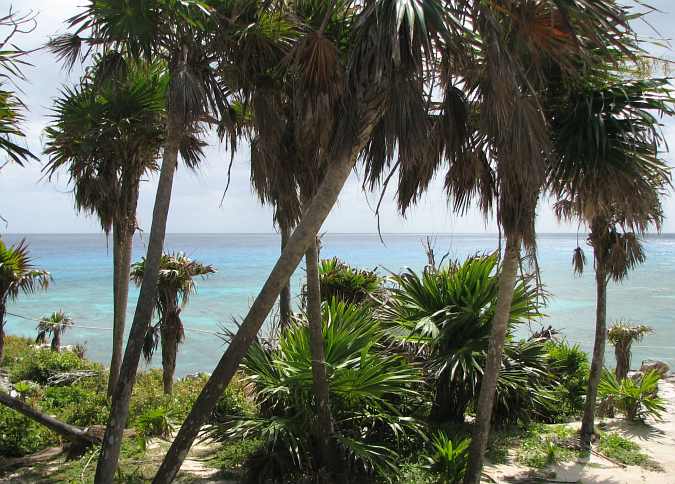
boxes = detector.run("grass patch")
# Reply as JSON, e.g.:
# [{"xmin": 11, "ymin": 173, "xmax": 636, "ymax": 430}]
[{"xmin": 598, "ymin": 432, "xmax": 663, "ymax": 472}]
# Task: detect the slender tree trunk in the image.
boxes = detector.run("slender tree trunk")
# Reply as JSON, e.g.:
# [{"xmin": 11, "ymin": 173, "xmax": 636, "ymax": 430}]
[
  {"xmin": 580, "ymin": 249, "xmax": 608, "ymax": 449},
  {"xmin": 95, "ymin": 130, "xmax": 181, "ymax": 483},
  {"xmin": 279, "ymin": 224, "xmax": 292, "ymax": 329},
  {"xmin": 108, "ymin": 220, "xmax": 134, "ymax": 396},
  {"xmin": 305, "ymin": 237, "xmax": 341, "ymax": 476},
  {"xmin": 0, "ymin": 391, "xmax": 100, "ymax": 445},
  {"xmin": 0, "ymin": 323, "xmax": 5, "ymax": 365},
  {"xmin": 152, "ymin": 107, "xmax": 382, "ymax": 483},
  {"xmin": 614, "ymin": 342, "xmax": 630, "ymax": 381},
  {"xmin": 160, "ymin": 309, "xmax": 179, "ymax": 395},
  {"xmin": 52, "ymin": 330, "xmax": 61, "ymax": 353},
  {"xmin": 464, "ymin": 234, "xmax": 521, "ymax": 484},
  {"xmin": 0, "ymin": 301, "xmax": 6, "ymax": 364}
]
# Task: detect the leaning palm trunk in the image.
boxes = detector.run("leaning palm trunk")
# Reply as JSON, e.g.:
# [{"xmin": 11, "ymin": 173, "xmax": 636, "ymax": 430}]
[
  {"xmin": 279, "ymin": 224, "xmax": 292, "ymax": 328},
  {"xmin": 152, "ymin": 104, "xmax": 383, "ymax": 482},
  {"xmin": 160, "ymin": 308, "xmax": 181, "ymax": 395},
  {"xmin": 580, "ymin": 245, "xmax": 608, "ymax": 449},
  {"xmin": 464, "ymin": 234, "xmax": 521, "ymax": 484},
  {"xmin": 95, "ymin": 124, "xmax": 181, "ymax": 483},
  {"xmin": 305, "ymin": 236, "xmax": 341, "ymax": 476}
]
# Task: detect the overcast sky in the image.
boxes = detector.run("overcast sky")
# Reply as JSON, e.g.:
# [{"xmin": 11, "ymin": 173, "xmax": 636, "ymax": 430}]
[{"xmin": 1, "ymin": 0, "xmax": 673, "ymax": 234}]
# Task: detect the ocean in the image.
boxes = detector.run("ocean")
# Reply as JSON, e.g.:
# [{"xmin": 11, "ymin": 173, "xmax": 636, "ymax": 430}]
[{"xmin": 2, "ymin": 233, "xmax": 674, "ymax": 376}]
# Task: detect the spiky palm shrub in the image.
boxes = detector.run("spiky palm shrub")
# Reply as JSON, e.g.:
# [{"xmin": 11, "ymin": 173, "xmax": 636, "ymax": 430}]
[
  {"xmin": 608, "ymin": 322, "xmax": 652, "ymax": 381},
  {"xmin": 36, "ymin": 310, "xmax": 73, "ymax": 352},
  {"xmin": 0, "ymin": 239, "xmax": 50, "ymax": 363},
  {"xmin": 208, "ymin": 300, "xmax": 423, "ymax": 481},
  {"xmin": 381, "ymin": 253, "xmax": 547, "ymax": 424},
  {"xmin": 131, "ymin": 253, "xmax": 215, "ymax": 394},
  {"xmin": 598, "ymin": 370, "xmax": 665, "ymax": 422},
  {"xmin": 318, "ymin": 258, "xmax": 382, "ymax": 305},
  {"xmin": 544, "ymin": 339, "xmax": 589, "ymax": 421}
]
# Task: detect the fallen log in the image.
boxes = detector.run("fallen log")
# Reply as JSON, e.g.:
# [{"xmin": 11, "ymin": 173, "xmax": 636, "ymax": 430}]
[
  {"xmin": 0, "ymin": 391, "xmax": 101, "ymax": 446},
  {"xmin": 0, "ymin": 446, "xmax": 65, "ymax": 471}
]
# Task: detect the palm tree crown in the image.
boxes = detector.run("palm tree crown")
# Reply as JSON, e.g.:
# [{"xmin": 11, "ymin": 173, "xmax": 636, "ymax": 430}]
[
  {"xmin": 0, "ymin": 238, "xmax": 50, "ymax": 303},
  {"xmin": 36, "ymin": 310, "xmax": 73, "ymax": 352}
]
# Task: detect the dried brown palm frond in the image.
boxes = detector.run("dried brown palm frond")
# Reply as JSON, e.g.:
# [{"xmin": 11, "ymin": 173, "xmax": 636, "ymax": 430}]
[{"xmin": 572, "ymin": 246, "xmax": 586, "ymax": 276}]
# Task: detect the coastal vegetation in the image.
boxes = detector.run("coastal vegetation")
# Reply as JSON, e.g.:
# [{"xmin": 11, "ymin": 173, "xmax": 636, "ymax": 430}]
[{"xmin": 0, "ymin": 0, "xmax": 673, "ymax": 483}]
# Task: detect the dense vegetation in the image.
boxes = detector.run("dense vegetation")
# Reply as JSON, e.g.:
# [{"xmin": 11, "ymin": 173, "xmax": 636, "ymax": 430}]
[{"xmin": 0, "ymin": 257, "xmax": 667, "ymax": 482}]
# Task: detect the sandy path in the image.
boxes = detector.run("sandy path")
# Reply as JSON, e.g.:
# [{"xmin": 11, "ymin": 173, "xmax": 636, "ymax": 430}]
[{"xmin": 483, "ymin": 375, "xmax": 675, "ymax": 484}]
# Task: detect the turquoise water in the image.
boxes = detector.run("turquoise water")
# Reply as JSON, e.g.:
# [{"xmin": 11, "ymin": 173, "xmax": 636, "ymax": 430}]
[{"xmin": 2, "ymin": 233, "xmax": 674, "ymax": 376}]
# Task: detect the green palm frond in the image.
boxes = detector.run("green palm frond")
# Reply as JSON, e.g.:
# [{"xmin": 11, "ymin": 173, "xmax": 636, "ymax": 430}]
[
  {"xmin": 0, "ymin": 238, "xmax": 51, "ymax": 303},
  {"xmin": 211, "ymin": 299, "xmax": 423, "ymax": 479}
]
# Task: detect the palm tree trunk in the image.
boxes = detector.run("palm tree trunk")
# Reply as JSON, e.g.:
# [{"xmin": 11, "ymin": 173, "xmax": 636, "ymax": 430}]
[
  {"xmin": 95, "ymin": 129, "xmax": 181, "ymax": 483},
  {"xmin": 160, "ymin": 309, "xmax": 179, "ymax": 395},
  {"xmin": 305, "ymin": 237, "xmax": 341, "ymax": 476},
  {"xmin": 580, "ymin": 248, "xmax": 607, "ymax": 449},
  {"xmin": 614, "ymin": 341, "xmax": 630, "ymax": 381},
  {"xmin": 0, "ymin": 301, "xmax": 6, "ymax": 364},
  {"xmin": 52, "ymin": 330, "xmax": 61, "ymax": 353},
  {"xmin": 152, "ymin": 109, "xmax": 382, "ymax": 483},
  {"xmin": 108, "ymin": 223, "xmax": 134, "ymax": 396},
  {"xmin": 464, "ymin": 234, "xmax": 521, "ymax": 484},
  {"xmin": 279, "ymin": 224, "xmax": 292, "ymax": 329}
]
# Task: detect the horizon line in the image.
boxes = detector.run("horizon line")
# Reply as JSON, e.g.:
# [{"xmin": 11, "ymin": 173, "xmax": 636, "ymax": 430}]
[{"xmin": 3, "ymin": 232, "xmax": 675, "ymax": 236}]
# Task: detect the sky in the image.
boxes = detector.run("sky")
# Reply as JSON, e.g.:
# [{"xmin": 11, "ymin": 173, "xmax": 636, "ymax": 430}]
[{"xmin": 1, "ymin": 0, "xmax": 674, "ymax": 234}]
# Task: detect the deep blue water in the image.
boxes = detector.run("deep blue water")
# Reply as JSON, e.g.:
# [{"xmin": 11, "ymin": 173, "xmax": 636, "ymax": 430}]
[{"xmin": 2, "ymin": 233, "xmax": 674, "ymax": 376}]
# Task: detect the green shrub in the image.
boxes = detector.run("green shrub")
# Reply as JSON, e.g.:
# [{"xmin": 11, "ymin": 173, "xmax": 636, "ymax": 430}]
[
  {"xmin": 9, "ymin": 347, "xmax": 97, "ymax": 384},
  {"xmin": 135, "ymin": 406, "xmax": 174, "ymax": 451},
  {"xmin": 421, "ymin": 433, "xmax": 470, "ymax": 484},
  {"xmin": 598, "ymin": 370, "xmax": 666, "ymax": 421},
  {"xmin": 42, "ymin": 385, "xmax": 110, "ymax": 427},
  {"xmin": 0, "ymin": 406, "xmax": 56, "ymax": 457},
  {"xmin": 0, "ymin": 335, "xmax": 34, "ymax": 368},
  {"xmin": 318, "ymin": 257, "xmax": 382, "ymax": 304},
  {"xmin": 212, "ymin": 300, "xmax": 424, "ymax": 481},
  {"xmin": 544, "ymin": 339, "xmax": 589, "ymax": 421}
]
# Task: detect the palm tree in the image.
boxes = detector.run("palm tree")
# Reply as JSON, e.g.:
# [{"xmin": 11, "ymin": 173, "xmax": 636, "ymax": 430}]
[
  {"xmin": 44, "ymin": 57, "xmax": 166, "ymax": 396},
  {"xmin": 36, "ymin": 310, "xmax": 73, "ymax": 352},
  {"xmin": 0, "ymin": 238, "xmax": 50, "ymax": 362},
  {"xmin": 154, "ymin": 1, "xmax": 462, "ymax": 481},
  {"xmin": 548, "ymin": 75, "xmax": 673, "ymax": 449},
  {"xmin": 0, "ymin": 9, "xmax": 38, "ymax": 167},
  {"xmin": 608, "ymin": 322, "xmax": 652, "ymax": 381},
  {"xmin": 131, "ymin": 253, "xmax": 215, "ymax": 394},
  {"xmin": 49, "ymin": 2, "xmax": 229, "ymax": 477}
]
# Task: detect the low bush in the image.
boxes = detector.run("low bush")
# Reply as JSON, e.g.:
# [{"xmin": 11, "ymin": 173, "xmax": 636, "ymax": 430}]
[
  {"xmin": 544, "ymin": 339, "xmax": 589, "ymax": 421},
  {"xmin": 421, "ymin": 432, "xmax": 470, "ymax": 484},
  {"xmin": 9, "ymin": 346, "xmax": 99, "ymax": 385},
  {"xmin": 42, "ymin": 385, "xmax": 110, "ymax": 427},
  {"xmin": 0, "ymin": 405, "xmax": 56, "ymax": 457},
  {"xmin": 598, "ymin": 370, "xmax": 666, "ymax": 421}
]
